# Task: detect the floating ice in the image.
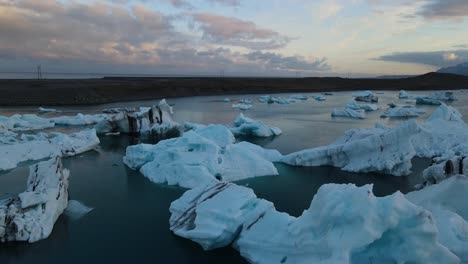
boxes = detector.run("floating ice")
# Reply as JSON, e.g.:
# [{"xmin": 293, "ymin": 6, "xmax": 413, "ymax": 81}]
[
  {"xmin": 223, "ymin": 98, "xmax": 231, "ymax": 102},
  {"xmin": 229, "ymin": 113, "xmax": 282, "ymax": 137},
  {"xmin": 399, "ymin": 90, "xmax": 418, "ymax": 99},
  {"xmin": 64, "ymin": 200, "xmax": 93, "ymax": 221},
  {"xmin": 289, "ymin": 94, "xmax": 308, "ymax": 100},
  {"xmin": 0, "ymin": 129, "xmax": 99, "ymax": 171},
  {"xmin": 430, "ymin": 91, "xmax": 456, "ymax": 101},
  {"xmin": 282, "ymin": 120, "xmax": 419, "ymax": 176},
  {"xmin": 0, "ymin": 114, "xmax": 55, "ymax": 132},
  {"xmin": 38, "ymin": 107, "xmax": 61, "ymax": 113},
  {"xmin": 232, "ymin": 103, "xmax": 252, "ymax": 110},
  {"xmin": 170, "ymin": 182, "xmax": 459, "ymax": 264},
  {"xmin": 0, "ymin": 157, "xmax": 69, "ymax": 243},
  {"xmin": 123, "ymin": 125, "xmax": 280, "ymax": 189},
  {"xmin": 331, "ymin": 108, "xmax": 366, "ymax": 119},
  {"xmin": 346, "ymin": 101, "xmax": 380, "ymax": 112},
  {"xmin": 312, "ymin": 95, "xmax": 326, "ymax": 101},
  {"xmin": 416, "ymin": 97, "xmax": 442, "ymax": 105},
  {"xmin": 406, "ymin": 175, "xmax": 468, "ymax": 262},
  {"xmin": 353, "ymin": 91, "xmax": 378, "ymax": 102},
  {"xmin": 51, "ymin": 113, "xmax": 110, "ymax": 126},
  {"xmin": 380, "ymin": 106, "xmax": 425, "ymax": 118}
]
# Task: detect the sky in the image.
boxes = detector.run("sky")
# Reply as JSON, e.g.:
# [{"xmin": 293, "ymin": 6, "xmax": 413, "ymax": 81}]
[{"xmin": 0, "ymin": 0, "xmax": 468, "ymax": 77}]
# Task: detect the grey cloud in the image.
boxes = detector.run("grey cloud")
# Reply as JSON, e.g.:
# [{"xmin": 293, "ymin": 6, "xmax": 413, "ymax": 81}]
[
  {"xmin": 245, "ymin": 51, "xmax": 330, "ymax": 72},
  {"xmin": 374, "ymin": 49, "xmax": 468, "ymax": 67},
  {"xmin": 191, "ymin": 13, "xmax": 291, "ymax": 49},
  {"xmin": 417, "ymin": 0, "xmax": 468, "ymax": 20}
]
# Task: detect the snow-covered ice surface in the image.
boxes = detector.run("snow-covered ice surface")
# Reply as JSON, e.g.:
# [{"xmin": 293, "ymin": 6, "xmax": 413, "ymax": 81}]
[
  {"xmin": 123, "ymin": 125, "xmax": 280, "ymax": 189},
  {"xmin": 0, "ymin": 129, "xmax": 99, "ymax": 171},
  {"xmin": 229, "ymin": 113, "xmax": 282, "ymax": 137},
  {"xmin": 380, "ymin": 106, "xmax": 426, "ymax": 118},
  {"xmin": 170, "ymin": 181, "xmax": 459, "ymax": 264},
  {"xmin": 0, "ymin": 157, "xmax": 69, "ymax": 243},
  {"xmin": 64, "ymin": 200, "xmax": 93, "ymax": 221},
  {"xmin": 331, "ymin": 108, "xmax": 366, "ymax": 119},
  {"xmin": 406, "ymin": 175, "xmax": 468, "ymax": 262}
]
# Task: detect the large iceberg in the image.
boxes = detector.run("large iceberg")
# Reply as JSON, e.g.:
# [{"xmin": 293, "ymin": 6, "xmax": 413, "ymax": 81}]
[
  {"xmin": 170, "ymin": 182, "xmax": 459, "ymax": 264},
  {"xmin": 282, "ymin": 120, "xmax": 419, "ymax": 176},
  {"xmin": 0, "ymin": 157, "xmax": 69, "ymax": 243},
  {"xmin": 0, "ymin": 114, "xmax": 54, "ymax": 132},
  {"xmin": 95, "ymin": 99, "xmax": 182, "ymax": 138},
  {"xmin": 229, "ymin": 114, "xmax": 282, "ymax": 137},
  {"xmin": 0, "ymin": 129, "xmax": 99, "ymax": 171},
  {"xmin": 331, "ymin": 108, "xmax": 366, "ymax": 119},
  {"xmin": 123, "ymin": 125, "xmax": 281, "ymax": 189}
]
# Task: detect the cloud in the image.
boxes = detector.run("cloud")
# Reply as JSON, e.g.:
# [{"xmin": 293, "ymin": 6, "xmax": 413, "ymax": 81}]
[
  {"xmin": 318, "ymin": 1, "xmax": 342, "ymax": 21},
  {"xmin": 417, "ymin": 0, "xmax": 468, "ymax": 21},
  {"xmin": 190, "ymin": 13, "xmax": 291, "ymax": 49},
  {"xmin": 375, "ymin": 49, "xmax": 468, "ymax": 67},
  {"xmin": 165, "ymin": 0, "xmax": 241, "ymax": 9},
  {"xmin": 245, "ymin": 51, "xmax": 330, "ymax": 72}
]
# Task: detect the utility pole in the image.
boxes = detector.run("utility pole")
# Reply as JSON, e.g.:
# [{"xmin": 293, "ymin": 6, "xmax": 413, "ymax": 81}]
[{"xmin": 37, "ymin": 65, "xmax": 43, "ymax": 80}]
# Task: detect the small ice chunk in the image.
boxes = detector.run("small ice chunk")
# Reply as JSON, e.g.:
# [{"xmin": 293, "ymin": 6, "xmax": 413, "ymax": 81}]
[
  {"xmin": 230, "ymin": 113, "xmax": 282, "ymax": 137},
  {"xmin": 331, "ymin": 108, "xmax": 366, "ymax": 119},
  {"xmin": 64, "ymin": 200, "xmax": 93, "ymax": 220}
]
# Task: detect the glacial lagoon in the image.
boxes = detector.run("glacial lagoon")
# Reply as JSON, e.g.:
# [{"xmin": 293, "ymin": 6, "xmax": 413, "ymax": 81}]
[{"xmin": 1, "ymin": 90, "xmax": 467, "ymax": 263}]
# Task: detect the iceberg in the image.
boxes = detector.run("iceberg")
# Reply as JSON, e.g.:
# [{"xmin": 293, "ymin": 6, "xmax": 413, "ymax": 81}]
[
  {"xmin": 345, "ymin": 101, "xmax": 380, "ymax": 112},
  {"xmin": 223, "ymin": 98, "xmax": 231, "ymax": 102},
  {"xmin": 38, "ymin": 107, "xmax": 61, "ymax": 113},
  {"xmin": 229, "ymin": 114, "xmax": 282, "ymax": 137},
  {"xmin": 406, "ymin": 175, "xmax": 468, "ymax": 262},
  {"xmin": 95, "ymin": 99, "xmax": 182, "ymax": 138},
  {"xmin": 170, "ymin": 182, "xmax": 459, "ymax": 264},
  {"xmin": 352, "ymin": 91, "xmax": 378, "ymax": 102},
  {"xmin": 0, "ymin": 129, "xmax": 99, "ymax": 171},
  {"xmin": 64, "ymin": 200, "xmax": 93, "ymax": 221},
  {"xmin": 416, "ymin": 97, "xmax": 442, "ymax": 105},
  {"xmin": 312, "ymin": 95, "xmax": 326, "ymax": 101},
  {"xmin": 399, "ymin": 90, "xmax": 418, "ymax": 99},
  {"xmin": 102, "ymin": 107, "xmax": 137, "ymax": 114},
  {"xmin": 239, "ymin": 99, "xmax": 253, "ymax": 104},
  {"xmin": 289, "ymin": 94, "xmax": 308, "ymax": 100},
  {"xmin": 51, "ymin": 113, "xmax": 110, "ymax": 126},
  {"xmin": 380, "ymin": 106, "xmax": 425, "ymax": 118},
  {"xmin": 272, "ymin": 97, "xmax": 295, "ymax": 104},
  {"xmin": 0, "ymin": 114, "xmax": 55, "ymax": 132},
  {"xmin": 123, "ymin": 125, "xmax": 280, "ymax": 189},
  {"xmin": 430, "ymin": 91, "xmax": 456, "ymax": 101},
  {"xmin": 421, "ymin": 156, "xmax": 467, "ymax": 187},
  {"xmin": 331, "ymin": 108, "xmax": 366, "ymax": 119},
  {"xmin": 232, "ymin": 103, "xmax": 252, "ymax": 110},
  {"xmin": 282, "ymin": 121, "xmax": 420, "ymax": 176},
  {"xmin": 0, "ymin": 157, "xmax": 69, "ymax": 243},
  {"xmin": 258, "ymin": 95, "xmax": 270, "ymax": 103}
]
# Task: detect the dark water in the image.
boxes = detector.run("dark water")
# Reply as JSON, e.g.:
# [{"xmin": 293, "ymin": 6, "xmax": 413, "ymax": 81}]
[{"xmin": 0, "ymin": 91, "xmax": 466, "ymax": 263}]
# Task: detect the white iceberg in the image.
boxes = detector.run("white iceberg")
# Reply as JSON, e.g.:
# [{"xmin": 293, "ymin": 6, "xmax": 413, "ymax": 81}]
[
  {"xmin": 51, "ymin": 113, "xmax": 110, "ymax": 126},
  {"xmin": 399, "ymin": 90, "xmax": 418, "ymax": 99},
  {"xmin": 149, "ymin": 99, "xmax": 183, "ymax": 138},
  {"xmin": 0, "ymin": 129, "xmax": 99, "ymax": 171},
  {"xmin": 170, "ymin": 182, "xmax": 459, "ymax": 264},
  {"xmin": 229, "ymin": 114, "xmax": 282, "ymax": 137},
  {"xmin": 272, "ymin": 97, "xmax": 295, "ymax": 104},
  {"xmin": 258, "ymin": 95, "xmax": 270, "ymax": 103},
  {"xmin": 123, "ymin": 125, "xmax": 280, "ymax": 189},
  {"xmin": 430, "ymin": 91, "xmax": 456, "ymax": 101},
  {"xmin": 352, "ymin": 91, "xmax": 379, "ymax": 102},
  {"xmin": 0, "ymin": 157, "xmax": 69, "ymax": 243},
  {"xmin": 223, "ymin": 98, "xmax": 231, "ymax": 102},
  {"xmin": 232, "ymin": 103, "xmax": 252, "ymax": 110},
  {"xmin": 282, "ymin": 120, "xmax": 419, "ymax": 176},
  {"xmin": 0, "ymin": 114, "xmax": 55, "ymax": 132},
  {"xmin": 345, "ymin": 101, "xmax": 380, "ymax": 111},
  {"xmin": 38, "ymin": 107, "xmax": 61, "ymax": 113},
  {"xmin": 331, "ymin": 108, "xmax": 366, "ymax": 119},
  {"xmin": 380, "ymin": 106, "xmax": 425, "ymax": 118},
  {"xmin": 239, "ymin": 99, "xmax": 253, "ymax": 104}
]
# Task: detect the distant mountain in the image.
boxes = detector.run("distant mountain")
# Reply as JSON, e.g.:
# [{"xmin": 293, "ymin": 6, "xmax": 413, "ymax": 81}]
[
  {"xmin": 376, "ymin": 75, "xmax": 417, "ymax": 79},
  {"xmin": 437, "ymin": 62, "xmax": 468, "ymax": 76}
]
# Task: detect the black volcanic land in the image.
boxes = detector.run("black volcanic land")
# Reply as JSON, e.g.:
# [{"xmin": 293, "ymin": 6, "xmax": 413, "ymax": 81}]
[{"xmin": 1, "ymin": 72, "xmax": 467, "ymax": 106}]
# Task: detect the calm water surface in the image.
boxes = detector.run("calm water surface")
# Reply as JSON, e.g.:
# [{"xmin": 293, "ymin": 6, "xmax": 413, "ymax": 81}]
[{"xmin": 0, "ymin": 90, "xmax": 467, "ymax": 263}]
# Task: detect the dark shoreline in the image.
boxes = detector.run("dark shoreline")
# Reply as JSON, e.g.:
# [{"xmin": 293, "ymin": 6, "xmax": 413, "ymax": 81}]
[{"xmin": 1, "ymin": 72, "xmax": 467, "ymax": 106}]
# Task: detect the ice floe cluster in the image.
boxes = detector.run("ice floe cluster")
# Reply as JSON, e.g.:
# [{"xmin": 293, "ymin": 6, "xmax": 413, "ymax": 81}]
[
  {"xmin": 0, "ymin": 157, "xmax": 69, "ymax": 243},
  {"xmin": 170, "ymin": 179, "xmax": 465, "ymax": 263},
  {"xmin": 399, "ymin": 90, "xmax": 456, "ymax": 105}
]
